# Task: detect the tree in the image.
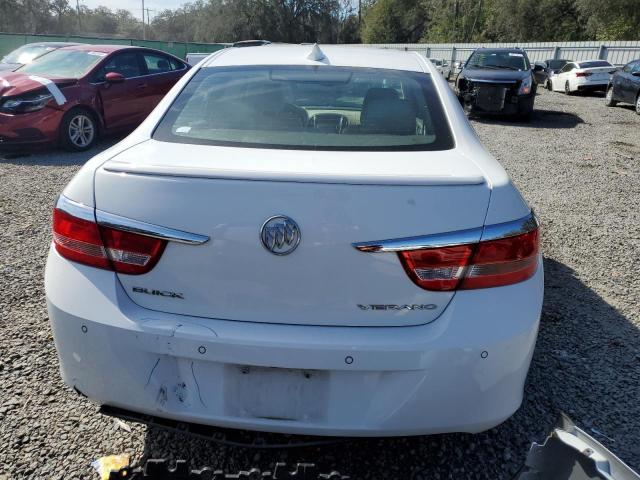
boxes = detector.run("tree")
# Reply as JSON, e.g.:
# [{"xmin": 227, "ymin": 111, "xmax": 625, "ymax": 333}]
[
  {"xmin": 576, "ymin": 0, "xmax": 640, "ymax": 40},
  {"xmin": 361, "ymin": 0, "xmax": 426, "ymax": 42}
]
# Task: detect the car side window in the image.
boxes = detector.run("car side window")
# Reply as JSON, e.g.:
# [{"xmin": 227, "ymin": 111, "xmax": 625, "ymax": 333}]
[
  {"xmin": 560, "ymin": 64, "xmax": 573, "ymax": 73},
  {"xmin": 143, "ymin": 53, "xmax": 183, "ymax": 75},
  {"xmin": 629, "ymin": 62, "xmax": 640, "ymax": 74},
  {"xmin": 93, "ymin": 52, "xmax": 143, "ymax": 82}
]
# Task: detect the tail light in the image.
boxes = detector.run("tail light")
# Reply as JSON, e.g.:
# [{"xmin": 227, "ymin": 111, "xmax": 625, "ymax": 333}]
[
  {"xmin": 575, "ymin": 72, "xmax": 591, "ymax": 77},
  {"xmin": 53, "ymin": 208, "xmax": 166, "ymax": 275},
  {"xmin": 398, "ymin": 228, "xmax": 538, "ymax": 291},
  {"xmin": 354, "ymin": 213, "xmax": 540, "ymax": 292}
]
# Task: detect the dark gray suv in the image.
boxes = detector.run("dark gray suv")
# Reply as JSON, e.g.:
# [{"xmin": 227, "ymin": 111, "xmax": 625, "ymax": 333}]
[{"xmin": 455, "ymin": 48, "xmax": 538, "ymax": 120}]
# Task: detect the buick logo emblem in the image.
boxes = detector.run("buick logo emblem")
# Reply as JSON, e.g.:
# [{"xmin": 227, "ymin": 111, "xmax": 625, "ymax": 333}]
[{"xmin": 260, "ymin": 215, "xmax": 301, "ymax": 255}]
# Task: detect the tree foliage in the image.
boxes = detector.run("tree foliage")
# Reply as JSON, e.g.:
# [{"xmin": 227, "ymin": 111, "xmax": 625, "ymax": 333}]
[
  {"xmin": 0, "ymin": 0, "xmax": 360, "ymax": 43},
  {"xmin": 0, "ymin": 0, "xmax": 638, "ymax": 45},
  {"xmin": 362, "ymin": 0, "xmax": 640, "ymax": 43}
]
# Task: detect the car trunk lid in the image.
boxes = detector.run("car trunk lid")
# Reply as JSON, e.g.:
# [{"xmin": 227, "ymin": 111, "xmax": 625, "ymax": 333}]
[
  {"xmin": 94, "ymin": 140, "xmax": 491, "ymax": 327},
  {"xmin": 579, "ymin": 66, "xmax": 614, "ymax": 80}
]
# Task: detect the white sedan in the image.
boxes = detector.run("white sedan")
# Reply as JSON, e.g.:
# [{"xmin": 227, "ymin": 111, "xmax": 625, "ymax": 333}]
[
  {"xmin": 45, "ymin": 44, "xmax": 543, "ymax": 437},
  {"xmin": 549, "ymin": 59, "xmax": 616, "ymax": 94}
]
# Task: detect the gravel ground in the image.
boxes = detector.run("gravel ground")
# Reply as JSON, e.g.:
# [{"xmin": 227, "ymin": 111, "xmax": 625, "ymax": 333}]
[{"xmin": 1, "ymin": 88, "xmax": 639, "ymax": 479}]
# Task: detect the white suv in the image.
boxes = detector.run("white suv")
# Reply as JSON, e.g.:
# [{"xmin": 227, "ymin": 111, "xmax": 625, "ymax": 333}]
[{"xmin": 45, "ymin": 44, "xmax": 543, "ymax": 436}]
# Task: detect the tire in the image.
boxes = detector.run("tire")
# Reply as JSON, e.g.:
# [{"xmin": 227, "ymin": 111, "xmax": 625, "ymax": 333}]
[
  {"xmin": 564, "ymin": 81, "xmax": 572, "ymax": 95},
  {"xmin": 547, "ymin": 80, "xmax": 553, "ymax": 91},
  {"xmin": 604, "ymin": 86, "xmax": 617, "ymax": 107},
  {"xmin": 59, "ymin": 108, "xmax": 98, "ymax": 152},
  {"xmin": 636, "ymin": 93, "xmax": 640, "ymax": 115}
]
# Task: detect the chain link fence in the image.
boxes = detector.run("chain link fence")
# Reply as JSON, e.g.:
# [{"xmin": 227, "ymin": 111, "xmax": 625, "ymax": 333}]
[
  {"xmin": 342, "ymin": 41, "xmax": 640, "ymax": 66},
  {"xmin": 2, "ymin": 33, "xmax": 639, "ymax": 66}
]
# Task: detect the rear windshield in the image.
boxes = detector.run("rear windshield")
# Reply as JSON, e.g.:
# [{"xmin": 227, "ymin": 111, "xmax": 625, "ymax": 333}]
[
  {"xmin": 578, "ymin": 61, "xmax": 612, "ymax": 69},
  {"xmin": 17, "ymin": 49, "xmax": 105, "ymax": 78},
  {"xmin": 153, "ymin": 65, "xmax": 454, "ymax": 151},
  {"xmin": 547, "ymin": 60, "xmax": 568, "ymax": 70}
]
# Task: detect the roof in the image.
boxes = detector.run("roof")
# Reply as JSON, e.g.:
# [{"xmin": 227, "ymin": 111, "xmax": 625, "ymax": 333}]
[
  {"xmin": 57, "ymin": 44, "xmax": 141, "ymax": 53},
  {"xmin": 23, "ymin": 42, "xmax": 80, "ymax": 48},
  {"xmin": 475, "ymin": 47, "xmax": 525, "ymax": 53},
  {"xmin": 205, "ymin": 44, "xmax": 427, "ymax": 72},
  {"xmin": 575, "ymin": 59, "xmax": 611, "ymax": 64}
]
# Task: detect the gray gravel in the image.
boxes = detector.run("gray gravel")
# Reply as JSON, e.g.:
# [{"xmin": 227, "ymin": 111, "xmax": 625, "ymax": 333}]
[{"xmin": 1, "ymin": 89, "xmax": 639, "ymax": 479}]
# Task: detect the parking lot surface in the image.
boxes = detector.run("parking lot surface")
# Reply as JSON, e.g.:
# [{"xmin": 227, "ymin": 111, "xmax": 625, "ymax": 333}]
[{"xmin": 1, "ymin": 88, "xmax": 639, "ymax": 479}]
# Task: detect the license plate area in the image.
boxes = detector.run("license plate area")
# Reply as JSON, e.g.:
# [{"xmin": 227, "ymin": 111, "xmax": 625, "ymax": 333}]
[{"xmin": 224, "ymin": 366, "xmax": 329, "ymax": 421}]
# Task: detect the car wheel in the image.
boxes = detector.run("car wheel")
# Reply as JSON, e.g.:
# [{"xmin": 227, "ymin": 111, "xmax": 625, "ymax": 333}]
[
  {"xmin": 60, "ymin": 108, "xmax": 98, "ymax": 152},
  {"xmin": 604, "ymin": 86, "xmax": 617, "ymax": 107},
  {"xmin": 547, "ymin": 80, "xmax": 553, "ymax": 91},
  {"xmin": 564, "ymin": 81, "xmax": 572, "ymax": 95}
]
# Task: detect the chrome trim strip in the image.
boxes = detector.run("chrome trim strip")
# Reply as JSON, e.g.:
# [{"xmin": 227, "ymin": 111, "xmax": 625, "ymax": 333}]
[
  {"xmin": 481, "ymin": 211, "xmax": 538, "ymax": 242},
  {"xmin": 352, "ymin": 212, "xmax": 537, "ymax": 253},
  {"xmin": 55, "ymin": 195, "xmax": 95, "ymax": 222},
  {"xmin": 96, "ymin": 210, "xmax": 209, "ymax": 245},
  {"xmin": 352, "ymin": 227, "xmax": 483, "ymax": 253}
]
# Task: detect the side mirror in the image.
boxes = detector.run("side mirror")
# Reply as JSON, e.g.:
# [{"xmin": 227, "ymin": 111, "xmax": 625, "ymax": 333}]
[
  {"xmin": 533, "ymin": 65, "xmax": 544, "ymax": 72},
  {"xmin": 105, "ymin": 72, "xmax": 125, "ymax": 83}
]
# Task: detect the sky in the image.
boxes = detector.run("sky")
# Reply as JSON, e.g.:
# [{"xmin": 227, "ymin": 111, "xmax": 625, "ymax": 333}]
[{"xmin": 81, "ymin": 0, "xmax": 182, "ymax": 19}]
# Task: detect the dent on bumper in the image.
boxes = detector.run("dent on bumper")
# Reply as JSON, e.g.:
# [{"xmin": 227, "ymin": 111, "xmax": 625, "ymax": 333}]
[{"xmin": 45, "ymin": 247, "xmax": 543, "ymax": 436}]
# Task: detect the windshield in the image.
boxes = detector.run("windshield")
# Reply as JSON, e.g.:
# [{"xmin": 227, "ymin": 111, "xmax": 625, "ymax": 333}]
[
  {"xmin": 17, "ymin": 49, "xmax": 106, "ymax": 78},
  {"xmin": 578, "ymin": 61, "xmax": 612, "ymax": 69},
  {"xmin": 2, "ymin": 45, "xmax": 54, "ymax": 65},
  {"xmin": 466, "ymin": 51, "xmax": 529, "ymax": 71},
  {"xmin": 154, "ymin": 65, "xmax": 454, "ymax": 151}
]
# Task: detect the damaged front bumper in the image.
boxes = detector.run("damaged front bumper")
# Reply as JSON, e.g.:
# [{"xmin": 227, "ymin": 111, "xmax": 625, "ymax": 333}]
[
  {"xmin": 457, "ymin": 79, "xmax": 534, "ymax": 116},
  {"xmin": 45, "ymin": 246, "xmax": 542, "ymax": 437}
]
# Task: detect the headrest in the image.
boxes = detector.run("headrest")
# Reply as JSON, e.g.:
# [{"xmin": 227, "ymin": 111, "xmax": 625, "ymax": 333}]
[
  {"xmin": 362, "ymin": 88, "xmax": 399, "ymax": 110},
  {"xmin": 157, "ymin": 59, "xmax": 170, "ymax": 71},
  {"xmin": 361, "ymin": 89, "xmax": 416, "ymax": 135}
]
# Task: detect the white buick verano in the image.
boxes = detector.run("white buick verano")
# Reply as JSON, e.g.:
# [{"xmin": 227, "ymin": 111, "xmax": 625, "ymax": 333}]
[{"xmin": 45, "ymin": 44, "xmax": 543, "ymax": 436}]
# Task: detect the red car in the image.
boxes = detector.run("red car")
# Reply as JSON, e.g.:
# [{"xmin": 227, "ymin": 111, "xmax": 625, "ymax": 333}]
[{"xmin": 0, "ymin": 44, "xmax": 190, "ymax": 151}]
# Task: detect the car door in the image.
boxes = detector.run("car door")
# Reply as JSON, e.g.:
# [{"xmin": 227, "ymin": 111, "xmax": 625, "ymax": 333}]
[
  {"xmin": 556, "ymin": 63, "xmax": 574, "ymax": 91},
  {"xmin": 92, "ymin": 51, "xmax": 149, "ymax": 130},
  {"xmin": 618, "ymin": 61, "xmax": 640, "ymax": 103},
  {"xmin": 631, "ymin": 62, "xmax": 640, "ymax": 102},
  {"xmin": 140, "ymin": 51, "xmax": 188, "ymax": 112},
  {"xmin": 533, "ymin": 62, "xmax": 546, "ymax": 84}
]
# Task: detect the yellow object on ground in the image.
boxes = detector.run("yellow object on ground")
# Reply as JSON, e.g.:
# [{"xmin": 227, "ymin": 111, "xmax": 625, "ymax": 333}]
[{"xmin": 90, "ymin": 454, "xmax": 130, "ymax": 480}]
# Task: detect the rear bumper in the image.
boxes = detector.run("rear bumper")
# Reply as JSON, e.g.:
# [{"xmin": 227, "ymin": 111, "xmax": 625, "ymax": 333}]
[
  {"xmin": 576, "ymin": 82, "xmax": 608, "ymax": 92},
  {"xmin": 45, "ymin": 246, "xmax": 543, "ymax": 436}
]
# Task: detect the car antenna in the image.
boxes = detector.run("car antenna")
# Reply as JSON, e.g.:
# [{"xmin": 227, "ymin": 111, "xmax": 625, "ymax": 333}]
[{"xmin": 307, "ymin": 43, "xmax": 327, "ymax": 62}]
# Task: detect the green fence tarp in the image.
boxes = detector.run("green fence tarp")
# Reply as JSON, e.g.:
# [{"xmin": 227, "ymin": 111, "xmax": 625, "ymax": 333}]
[{"xmin": 0, "ymin": 32, "xmax": 226, "ymax": 60}]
